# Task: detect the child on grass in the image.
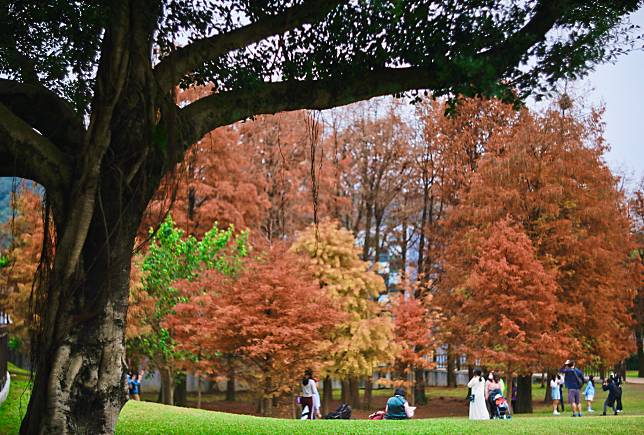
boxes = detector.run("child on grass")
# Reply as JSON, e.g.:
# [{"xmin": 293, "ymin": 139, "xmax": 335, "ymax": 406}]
[{"xmin": 584, "ymin": 375, "xmax": 595, "ymax": 413}]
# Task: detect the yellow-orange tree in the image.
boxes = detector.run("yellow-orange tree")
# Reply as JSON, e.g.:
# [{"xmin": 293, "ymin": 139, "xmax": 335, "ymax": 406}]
[{"xmin": 291, "ymin": 220, "xmax": 394, "ymax": 410}]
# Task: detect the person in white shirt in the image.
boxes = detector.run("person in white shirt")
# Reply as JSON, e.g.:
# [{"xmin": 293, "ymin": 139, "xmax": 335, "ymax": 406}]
[
  {"xmin": 467, "ymin": 369, "xmax": 489, "ymax": 420},
  {"xmin": 300, "ymin": 369, "xmax": 319, "ymax": 420},
  {"xmin": 550, "ymin": 374, "xmax": 563, "ymax": 415}
]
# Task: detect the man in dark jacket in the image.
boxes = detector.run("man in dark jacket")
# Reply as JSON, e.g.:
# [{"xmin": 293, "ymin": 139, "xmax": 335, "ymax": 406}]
[
  {"xmin": 602, "ymin": 377, "xmax": 619, "ymax": 416},
  {"xmin": 560, "ymin": 360, "xmax": 584, "ymax": 417}
]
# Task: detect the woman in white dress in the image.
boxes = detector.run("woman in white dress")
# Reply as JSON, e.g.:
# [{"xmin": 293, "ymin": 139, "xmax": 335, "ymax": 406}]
[{"xmin": 467, "ymin": 369, "xmax": 489, "ymax": 420}]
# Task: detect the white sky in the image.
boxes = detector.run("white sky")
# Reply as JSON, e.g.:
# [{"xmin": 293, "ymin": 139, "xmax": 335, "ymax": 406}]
[{"xmin": 581, "ymin": 7, "xmax": 644, "ymax": 183}]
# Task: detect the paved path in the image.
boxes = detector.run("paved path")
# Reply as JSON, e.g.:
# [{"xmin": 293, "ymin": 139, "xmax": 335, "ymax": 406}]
[{"xmin": 626, "ymin": 377, "xmax": 644, "ymax": 384}]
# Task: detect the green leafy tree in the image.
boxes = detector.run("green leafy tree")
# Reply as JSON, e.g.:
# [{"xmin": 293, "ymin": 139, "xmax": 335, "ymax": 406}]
[
  {"xmin": 126, "ymin": 215, "xmax": 248, "ymax": 405},
  {"xmin": 1, "ymin": 1, "xmax": 641, "ymax": 432}
]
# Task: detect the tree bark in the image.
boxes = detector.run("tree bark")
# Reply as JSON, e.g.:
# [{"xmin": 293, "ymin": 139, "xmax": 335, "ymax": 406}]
[
  {"xmin": 341, "ymin": 379, "xmax": 349, "ymax": 404},
  {"xmin": 197, "ymin": 375, "xmax": 202, "ymax": 409},
  {"xmin": 515, "ymin": 375, "xmax": 533, "ymax": 413},
  {"xmin": 322, "ymin": 376, "xmax": 332, "ymax": 415},
  {"xmin": 226, "ymin": 364, "xmax": 236, "ymax": 401},
  {"xmin": 174, "ymin": 372, "xmax": 187, "ymax": 407},
  {"xmin": 637, "ymin": 326, "xmax": 644, "ymax": 377},
  {"xmin": 160, "ymin": 367, "xmax": 175, "ymax": 405},
  {"xmin": 348, "ymin": 376, "xmax": 361, "ymax": 409},
  {"xmin": 446, "ymin": 346, "xmax": 457, "ymax": 388},
  {"xmin": 414, "ymin": 367, "xmax": 427, "ymax": 405},
  {"xmin": 19, "ymin": 181, "xmax": 148, "ymax": 433},
  {"xmin": 363, "ymin": 376, "xmax": 373, "ymax": 410}
]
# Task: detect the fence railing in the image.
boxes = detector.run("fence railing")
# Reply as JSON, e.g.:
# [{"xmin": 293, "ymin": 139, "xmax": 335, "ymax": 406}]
[{"xmin": 0, "ymin": 325, "xmax": 8, "ymax": 389}]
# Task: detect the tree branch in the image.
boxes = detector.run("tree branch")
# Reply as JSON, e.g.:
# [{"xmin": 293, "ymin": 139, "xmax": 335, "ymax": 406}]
[
  {"xmin": 0, "ymin": 102, "xmax": 72, "ymax": 199},
  {"xmin": 0, "ymin": 80, "xmax": 85, "ymax": 154},
  {"xmin": 154, "ymin": 0, "xmax": 344, "ymax": 91},
  {"xmin": 180, "ymin": 66, "xmax": 438, "ymax": 145}
]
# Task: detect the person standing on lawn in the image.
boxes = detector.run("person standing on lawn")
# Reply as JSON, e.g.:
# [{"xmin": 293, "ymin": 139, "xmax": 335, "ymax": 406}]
[
  {"xmin": 560, "ymin": 360, "xmax": 584, "ymax": 417},
  {"xmin": 610, "ymin": 373, "xmax": 624, "ymax": 413},
  {"xmin": 467, "ymin": 369, "xmax": 489, "ymax": 420},
  {"xmin": 584, "ymin": 375, "xmax": 596, "ymax": 413},
  {"xmin": 550, "ymin": 374, "xmax": 562, "ymax": 415},
  {"xmin": 601, "ymin": 377, "xmax": 619, "ymax": 416},
  {"xmin": 557, "ymin": 374, "xmax": 565, "ymax": 413},
  {"xmin": 300, "ymin": 369, "xmax": 319, "ymax": 420},
  {"xmin": 485, "ymin": 373, "xmax": 503, "ymax": 418}
]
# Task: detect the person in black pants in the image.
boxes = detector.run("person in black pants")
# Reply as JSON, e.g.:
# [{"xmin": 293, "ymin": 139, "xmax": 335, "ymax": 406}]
[
  {"xmin": 613, "ymin": 374, "xmax": 623, "ymax": 413},
  {"xmin": 602, "ymin": 377, "xmax": 619, "ymax": 416}
]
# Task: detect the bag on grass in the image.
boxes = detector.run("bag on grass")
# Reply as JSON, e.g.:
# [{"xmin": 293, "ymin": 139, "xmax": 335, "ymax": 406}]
[
  {"xmin": 324, "ymin": 403, "xmax": 352, "ymax": 419},
  {"xmin": 368, "ymin": 410, "xmax": 385, "ymax": 420}
]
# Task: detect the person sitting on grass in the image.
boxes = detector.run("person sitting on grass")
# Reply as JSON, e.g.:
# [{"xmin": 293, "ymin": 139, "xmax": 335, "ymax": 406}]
[
  {"xmin": 584, "ymin": 375, "xmax": 596, "ymax": 413},
  {"xmin": 384, "ymin": 388, "xmax": 415, "ymax": 420},
  {"xmin": 601, "ymin": 377, "xmax": 619, "ymax": 416}
]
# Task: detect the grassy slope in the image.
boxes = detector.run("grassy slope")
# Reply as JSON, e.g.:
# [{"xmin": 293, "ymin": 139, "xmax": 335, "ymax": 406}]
[
  {"xmin": 3, "ymin": 373, "xmax": 644, "ymax": 434},
  {"xmin": 117, "ymin": 401, "xmax": 644, "ymax": 435}
]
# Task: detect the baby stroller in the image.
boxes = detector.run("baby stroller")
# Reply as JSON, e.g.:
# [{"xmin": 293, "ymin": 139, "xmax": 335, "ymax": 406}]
[{"xmin": 493, "ymin": 393, "xmax": 512, "ymax": 419}]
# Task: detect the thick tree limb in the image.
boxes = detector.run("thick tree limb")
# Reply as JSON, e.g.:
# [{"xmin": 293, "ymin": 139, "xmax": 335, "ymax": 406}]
[
  {"xmin": 180, "ymin": 66, "xmax": 438, "ymax": 145},
  {"xmin": 0, "ymin": 102, "xmax": 71, "ymax": 199},
  {"xmin": 180, "ymin": 0, "xmax": 570, "ymax": 146},
  {"xmin": 154, "ymin": 0, "xmax": 344, "ymax": 90},
  {"xmin": 0, "ymin": 80, "xmax": 84, "ymax": 154}
]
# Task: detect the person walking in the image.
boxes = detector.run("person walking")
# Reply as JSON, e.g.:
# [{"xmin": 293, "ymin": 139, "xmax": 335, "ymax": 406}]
[
  {"xmin": 550, "ymin": 374, "xmax": 562, "ymax": 415},
  {"xmin": 601, "ymin": 377, "xmax": 619, "ymax": 416},
  {"xmin": 300, "ymin": 369, "xmax": 319, "ymax": 420},
  {"xmin": 584, "ymin": 375, "xmax": 596, "ymax": 413},
  {"xmin": 467, "ymin": 369, "xmax": 489, "ymax": 420},
  {"xmin": 485, "ymin": 373, "xmax": 503, "ymax": 418},
  {"xmin": 385, "ymin": 388, "xmax": 415, "ymax": 419},
  {"xmin": 560, "ymin": 360, "xmax": 584, "ymax": 417},
  {"xmin": 129, "ymin": 370, "xmax": 143, "ymax": 401},
  {"xmin": 557, "ymin": 374, "xmax": 565, "ymax": 413}
]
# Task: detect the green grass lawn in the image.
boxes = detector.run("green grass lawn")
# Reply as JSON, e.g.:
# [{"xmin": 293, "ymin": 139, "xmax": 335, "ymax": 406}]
[{"xmin": 3, "ymin": 371, "xmax": 644, "ymax": 434}]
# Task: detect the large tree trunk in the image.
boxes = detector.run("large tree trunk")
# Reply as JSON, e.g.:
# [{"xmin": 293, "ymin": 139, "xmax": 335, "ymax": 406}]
[
  {"xmin": 348, "ymin": 376, "xmax": 361, "ymax": 409},
  {"xmin": 341, "ymin": 379, "xmax": 349, "ymax": 404},
  {"xmin": 322, "ymin": 376, "xmax": 332, "ymax": 415},
  {"xmin": 19, "ymin": 40, "xmax": 170, "ymax": 429},
  {"xmin": 226, "ymin": 364, "xmax": 236, "ymax": 402},
  {"xmin": 446, "ymin": 346, "xmax": 457, "ymax": 388},
  {"xmin": 637, "ymin": 326, "xmax": 644, "ymax": 377},
  {"xmin": 515, "ymin": 375, "xmax": 533, "ymax": 413},
  {"xmin": 174, "ymin": 372, "xmax": 187, "ymax": 407},
  {"xmin": 363, "ymin": 376, "xmax": 373, "ymax": 410},
  {"xmin": 160, "ymin": 367, "xmax": 175, "ymax": 405},
  {"xmin": 414, "ymin": 367, "xmax": 427, "ymax": 405},
  {"xmin": 19, "ymin": 184, "xmax": 147, "ymax": 433}
]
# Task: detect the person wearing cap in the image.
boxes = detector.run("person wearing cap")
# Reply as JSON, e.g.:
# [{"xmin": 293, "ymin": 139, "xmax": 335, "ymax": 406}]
[{"xmin": 560, "ymin": 360, "xmax": 584, "ymax": 417}]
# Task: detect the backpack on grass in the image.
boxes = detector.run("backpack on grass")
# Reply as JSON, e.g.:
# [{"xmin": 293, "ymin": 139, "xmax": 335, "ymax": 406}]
[{"xmin": 324, "ymin": 403, "xmax": 352, "ymax": 419}]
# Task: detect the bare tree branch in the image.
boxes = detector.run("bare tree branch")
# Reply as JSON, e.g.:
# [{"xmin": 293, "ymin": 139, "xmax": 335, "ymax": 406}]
[
  {"xmin": 0, "ymin": 80, "xmax": 84, "ymax": 154},
  {"xmin": 180, "ymin": 66, "xmax": 438, "ymax": 145},
  {"xmin": 0, "ymin": 102, "xmax": 72, "ymax": 199},
  {"xmin": 179, "ymin": 0, "xmax": 569, "ymax": 147},
  {"xmin": 154, "ymin": 0, "xmax": 344, "ymax": 90}
]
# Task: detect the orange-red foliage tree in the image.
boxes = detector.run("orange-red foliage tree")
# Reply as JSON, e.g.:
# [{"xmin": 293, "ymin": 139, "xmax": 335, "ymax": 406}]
[
  {"xmin": 389, "ymin": 282, "xmax": 437, "ymax": 405},
  {"xmin": 165, "ymin": 245, "xmax": 342, "ymax": 416},
  {"xmin": 0, "ymin": 184, "xmax": 45, "ymax": 349},
  {"xmin": 630, "ymin": 179, "xmax": 644, "ymax": 377},
  {"xmin": 143, "ymin": 87, "xmax": 269, "ymax": 238},
  {"xmin": 438, "ymin": 102, "xmax": 636, "ymax": 377}
]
